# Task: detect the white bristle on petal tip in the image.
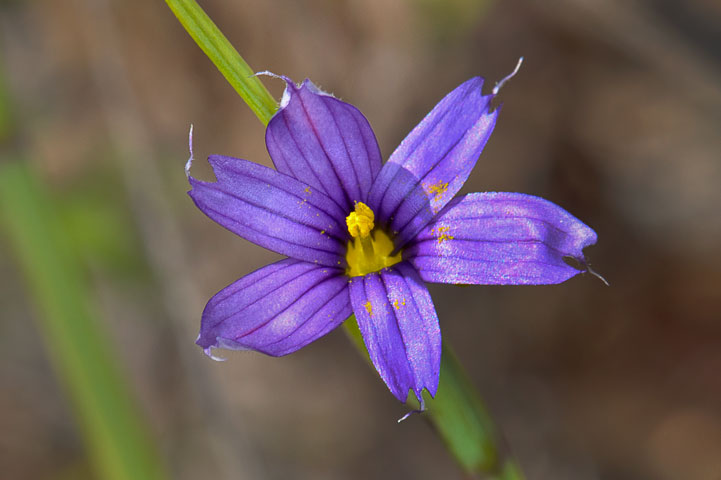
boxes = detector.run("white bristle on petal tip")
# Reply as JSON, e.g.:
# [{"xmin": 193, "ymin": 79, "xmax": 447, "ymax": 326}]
[
  {"xmin": 493, "ymin": 56, "xmax": 524, "ymax": 95},
  {"xmin": 185, "ymin": 124, "xmax": 194, "ymax": 178}
]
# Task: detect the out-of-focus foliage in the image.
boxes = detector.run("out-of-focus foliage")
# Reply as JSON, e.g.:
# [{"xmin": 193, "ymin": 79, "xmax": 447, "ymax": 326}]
[
  {"xmin": 57, "ymin": 165, "xmax": 147, "ymax": 276},
  {"xmin": 0, "ymin": 161, "xmax": 167, "ymax": 480}
]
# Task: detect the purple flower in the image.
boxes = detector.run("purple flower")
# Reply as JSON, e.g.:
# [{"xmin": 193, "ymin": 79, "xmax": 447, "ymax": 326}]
[{"xmin": 187, "ymin": 75, "xmax": 597, "ymax": 406}]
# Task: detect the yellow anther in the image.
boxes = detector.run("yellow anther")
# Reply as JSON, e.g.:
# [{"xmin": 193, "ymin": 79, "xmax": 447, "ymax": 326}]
[{"xmin": 346, "ymin": 202, "xmax": 375, "ymax": 239}]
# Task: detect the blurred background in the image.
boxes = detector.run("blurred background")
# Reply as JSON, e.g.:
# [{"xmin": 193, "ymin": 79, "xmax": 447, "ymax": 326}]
[{"xmin": 1, "ymin": 0, "xmax": 720, "ymax": 479}]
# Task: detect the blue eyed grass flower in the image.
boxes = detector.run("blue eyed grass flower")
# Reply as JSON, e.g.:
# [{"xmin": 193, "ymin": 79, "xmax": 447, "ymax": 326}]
[{"xmin": 187, "ymin": 75, "xmax": 597, "ymax": 406}]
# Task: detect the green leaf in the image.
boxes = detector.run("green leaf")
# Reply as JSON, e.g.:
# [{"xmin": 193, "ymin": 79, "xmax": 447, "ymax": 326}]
[
  {"xmin": 165, "ymin": 0, "xmax": 277, "ymax": 125},
  {"xmin": 0, "ymin": 161, "xmax": 167, "ymax": 480}
]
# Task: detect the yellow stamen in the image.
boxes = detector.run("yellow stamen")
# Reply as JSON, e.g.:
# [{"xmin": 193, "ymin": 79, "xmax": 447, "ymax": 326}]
[
  {"xmin": 344, "ymin": 202, "xmax": 402, "ymax": 277},
  {"xmin": 346, "ymin": 202, "xmax": 375, "ymax": 238}
]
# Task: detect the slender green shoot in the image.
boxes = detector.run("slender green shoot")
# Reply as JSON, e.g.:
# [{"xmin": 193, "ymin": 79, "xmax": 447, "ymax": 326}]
[{"xmin": 165, "ymin": 0, "xmax": 277, "ymax": 125}]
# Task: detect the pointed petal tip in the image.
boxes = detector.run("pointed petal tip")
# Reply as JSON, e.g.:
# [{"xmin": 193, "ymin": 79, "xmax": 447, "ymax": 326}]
[
  {"xmin": 564, "ymin": 250, "xmax": 608, "ymax": 286},
  {"xmin": 275, "ymin": 77, "xmax": 334, "ymax": 109},
  {"xmin": 423, "ymin": 381, "xmax": 438, "ymax": 399},
  {"xmin": 254, "ymin": 71, "xmax": 296, "ymax": 108},
  {"xmin": 462, "ymin": 75, "xmax": 485, "ymax": 90},
  {"xmin": 262, "ymin": 74, "xmax": 334, "ymax": 112},
  {"xmin": 397, "ymin": 391, "xmax": 427, "ymax": 423},
  {"xmin": 301, "ymin": 78, "xmax": 333, "ymax": 97},
  {"xmin": 280, "ymin": 78, "xmax": 296, "ymax": 108},
  {"xmin": 197, "ymin": 334, "xmax": 252, "ymax": 361},
  {"xmin": 201, "ymin": 345, "xmax": 227, "ymax": 362}
]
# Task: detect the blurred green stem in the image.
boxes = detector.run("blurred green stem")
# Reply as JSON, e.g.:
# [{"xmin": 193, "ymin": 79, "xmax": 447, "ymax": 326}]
[
  {"xmin": 166, "ymin": 1, "xmax": 524, "ymax": 477},
  {"xmin": 0, "ymin": 161, "xmax": 167, "ymax": 480},
  {"xmin": 344, "ymin": 317, "xmax": 523, "ymax": 479}
]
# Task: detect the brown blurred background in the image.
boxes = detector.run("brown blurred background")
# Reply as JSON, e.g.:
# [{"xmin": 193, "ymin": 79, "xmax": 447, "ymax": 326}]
[{"xmin": 1, "ymin": 0, "xmax": 720, "ymax": 479}]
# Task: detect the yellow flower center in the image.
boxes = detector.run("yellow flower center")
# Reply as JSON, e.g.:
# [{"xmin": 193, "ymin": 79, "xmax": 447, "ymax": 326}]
[{"xmin": 345, "ymin": 202, "xmax": 402, "ymax": 277}]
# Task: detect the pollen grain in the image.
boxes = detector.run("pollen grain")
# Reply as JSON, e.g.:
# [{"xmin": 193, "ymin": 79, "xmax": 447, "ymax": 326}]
[
  {"xmin": 427, "ymin": 180, "xmax": 449, "ymax": 199},
  {"xmin": 435, "ymin": 226, "xmax": 454, "ymax": 244}
]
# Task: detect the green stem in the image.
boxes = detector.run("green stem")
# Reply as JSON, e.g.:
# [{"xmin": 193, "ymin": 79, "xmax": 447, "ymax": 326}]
[
  {"xmin": 0, "ymin": 161, "xmax": 167, "ymax": 480},
  {"xmin": 343, "ymin": 317, "xmax": 524, "ymax": 478},
  {"xmin": 166, "ymin": 2, "xmax": 525, "ymax": 476},
  {"xmin": 165, "ymin": 0, "xmax": 277, "ymax": 125}
]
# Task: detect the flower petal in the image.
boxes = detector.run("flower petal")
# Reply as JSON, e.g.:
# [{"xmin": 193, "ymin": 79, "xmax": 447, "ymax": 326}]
[
  {"xmin": 405, "ymin": 192, "xmax": 598, "ymax": 285},
  {"xmin": 368, "ymin": 77, "xmax": 498, "ymax": 248},
  {"xmin": 188, "ymin": 155, "xmax": 348, "ymax": 267},
  {"xmin": 349, "ymin": 262, "xmax": 441, "ymax": 403},
  {"xmin": 197, "ymin": 259, "xmax": 351, "ymax": 357},
  {"xmin": 266, "ymin": 78, "xmax": 383, "ymax": 211}
]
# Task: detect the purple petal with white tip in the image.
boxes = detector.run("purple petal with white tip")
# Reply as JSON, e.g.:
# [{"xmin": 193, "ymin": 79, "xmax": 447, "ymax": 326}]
[
  {"xmin": 405, "ymin": 192, "xmax": 598, "ymax": 285},
  {"xmin": 197, "ymin": 259, "xmax": 351, "ymax": 357},
  {"xmin": 188, "ymin": 155, "xmax": 347, "ymax": 267},
  {"xmin": 367, "ymin": 77, "xmax": 498, "ymax": 247},
  {"xmin": 266, "ymin": 78, "xmax": 383, "ymax": 210},
  {"xmin": 349, "ymin": 262, "xmax": 441, "ymax": 403}
]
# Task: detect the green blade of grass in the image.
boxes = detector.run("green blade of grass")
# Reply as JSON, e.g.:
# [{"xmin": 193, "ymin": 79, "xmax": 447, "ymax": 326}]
[
  {"xmin": 165, "ymin": 0, "xmax": 277, "ymax": 125},
  {"xmin": 0, "ymin": 161, "xmax": 167, "ymax": 480}
]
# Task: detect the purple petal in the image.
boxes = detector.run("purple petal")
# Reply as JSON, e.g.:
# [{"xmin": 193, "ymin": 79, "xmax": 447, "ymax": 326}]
[
  {"xmin": 188, "ymin": 155, "xmax": 348, "ymax": 267},
  {"xmin": 349, "ymin": 262, "xmax": 441, "ymax": 403},
  {"xmin": 266, "ymin": 78, "xmax": 383, "ymax": 211},
  {"xmin": 367, "ymin": 77, "xmax": 498, "ymax": 248},
  {"xmin": 405, "ymin": 192, "xmax": 598, "ymax": 285},
  {"xmin": 197, "ymin": 259, "xmax": 351, "ymax": 357}
]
